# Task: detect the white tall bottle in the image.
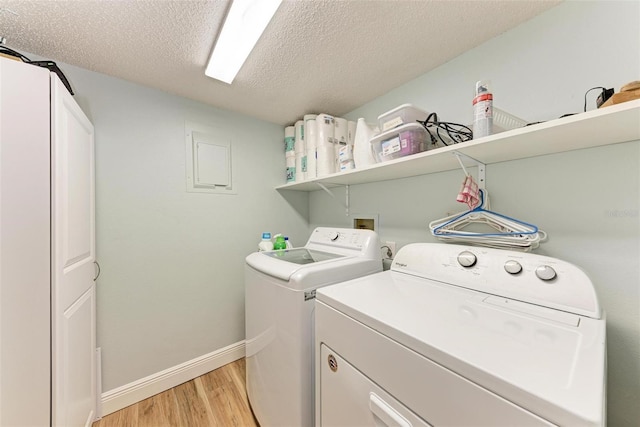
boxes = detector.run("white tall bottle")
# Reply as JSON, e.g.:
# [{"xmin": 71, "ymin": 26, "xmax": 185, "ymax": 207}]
[
  {"xmin": 353, "ymin": 118, "xmax": 378, "ymax": 168},
  {"xmin": 473, "ymin": 80, "xmax": 493, "ymax": 139}
]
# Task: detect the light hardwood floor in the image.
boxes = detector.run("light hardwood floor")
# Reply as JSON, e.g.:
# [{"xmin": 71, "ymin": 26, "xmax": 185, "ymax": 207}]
[{"xmin": 93, "ymin": 358, "xmax": 259, "ymax": 427}]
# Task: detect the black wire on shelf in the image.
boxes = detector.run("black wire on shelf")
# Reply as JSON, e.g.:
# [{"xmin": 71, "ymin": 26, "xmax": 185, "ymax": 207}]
[
  {"xmin": 416, "ymin": 112, "xmax": 473, "ymax": 146},
  {"xmin": 583, "ymin": 86, "xmax": 607, "ymax": 112},
  {"xmin": 0, "ymin": 43, "xmax": 75, "ymax": 95}
]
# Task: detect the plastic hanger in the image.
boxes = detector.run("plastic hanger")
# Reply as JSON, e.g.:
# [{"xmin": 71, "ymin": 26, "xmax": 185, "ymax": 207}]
[
  {"xmin": 429, "ymin": 152, "xmax": 546, "ymax": 251},
  {"xmin": 429, "ymin": 189, "xmax": 546, "ymax": 251},
  {"xmin": 431, "ymin": 189, "xmax": 539, "ymax": 237}
]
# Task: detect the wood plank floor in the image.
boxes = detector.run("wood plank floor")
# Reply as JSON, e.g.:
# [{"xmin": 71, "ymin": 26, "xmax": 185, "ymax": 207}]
[{"xmin": 93, "ymin": 358, "xmax": 259, "ymax": 427}]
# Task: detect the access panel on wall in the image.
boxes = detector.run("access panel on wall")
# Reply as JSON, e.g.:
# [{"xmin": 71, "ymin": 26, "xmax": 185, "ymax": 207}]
[{"xmin": 185, "ymin": 121, "xmax": 235, "ymax": 194}]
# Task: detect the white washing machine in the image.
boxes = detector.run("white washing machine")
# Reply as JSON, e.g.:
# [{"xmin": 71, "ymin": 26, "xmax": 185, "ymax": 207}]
[
  {"xmin": 245, "ymin": 227, "xmax": 382, "ymax": 427},
  {"xmin": 315, "ymin": 243, "xmax": 606, "ymax": 427}
]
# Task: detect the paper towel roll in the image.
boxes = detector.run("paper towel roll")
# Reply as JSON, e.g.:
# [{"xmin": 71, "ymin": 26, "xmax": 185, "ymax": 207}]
[
  {"xmin": 285, "ymin": 126, "xmax": 295, "ymax": 156},
  {"xmin": 305, "ymin": 117, "xmax": 317, "ymax": 149},
  {"xmin": 286, "ymin": 155, "xmax": 296, "ymax": 182},
  {"xmin": 316, "ymin": 145, "xmax": 336, "ymax": 177},
  {"xmin": 295, "ymin": 152, "xmax": 307, "ymax": 182},
  {"xmin": 334, "ymin": 117, "xmax": 348, "ymax": 164},
  {"xmin": 295, "ymin": 120, "xmax": 305, "ymax": 154},
  {"xmin": 334, "ymin": 118, "xmax": 348, "ymax": 145},
  {"xmin": 316, "ymin": 114, "xmax": 334, "ymax": 147},
  {"xmin": 347, "ymin": 121, "xmax": 357, "ymax": 145},
  {"xmin": 306, "ymin": 147, "xmax": 317, "ymax": 179},
  {"xmin": 353, "ymin": 118, "xmax": 378, "ymax": 169}
]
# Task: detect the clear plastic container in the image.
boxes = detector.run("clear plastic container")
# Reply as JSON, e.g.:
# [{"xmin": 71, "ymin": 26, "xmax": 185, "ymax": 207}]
[
  {"xmin": 493, "ymin": 107, "xmax": 527, "ymax": 132},
  {"xmin": 377, "ymin": 104, "xmax": 429, "ymax": 132},
  {"xmin": 467, "ymin": 107, "xmax": 527, "ymax": 135},
  {"xmin": 370, "ymin": 122, "xmax": 429, "ymax": 162}
]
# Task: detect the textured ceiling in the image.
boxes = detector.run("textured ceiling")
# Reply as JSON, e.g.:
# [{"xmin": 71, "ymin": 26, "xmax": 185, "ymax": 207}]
[{"xmin": 0, "ymin": 0, "xmax": 560, "ymax": 125}]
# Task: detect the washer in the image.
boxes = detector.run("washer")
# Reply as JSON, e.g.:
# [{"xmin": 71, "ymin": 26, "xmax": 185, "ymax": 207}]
[
  {"xmin": 245, "ymin": 227, "xmax": 382, "ymax": 427},
  {"xmin": 315, "ymin": 243, "xmax": 606, "ymax": 426}
]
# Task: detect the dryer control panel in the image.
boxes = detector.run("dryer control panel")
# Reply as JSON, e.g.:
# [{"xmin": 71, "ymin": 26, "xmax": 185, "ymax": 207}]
[{"xmin": 391, "ymin": 243, "xmax": 601, "ymax": 319}]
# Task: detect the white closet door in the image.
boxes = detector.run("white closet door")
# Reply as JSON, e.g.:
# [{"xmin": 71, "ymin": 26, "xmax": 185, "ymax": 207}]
[{"xmin": 51, "ymin": 74, "xmax": 97, "ymax": 427}]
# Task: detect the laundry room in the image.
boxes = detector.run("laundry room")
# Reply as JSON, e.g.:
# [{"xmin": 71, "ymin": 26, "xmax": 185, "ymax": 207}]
[{"xmin": 0, "ymin": 0, "xmax": 638, "ymax": 426}]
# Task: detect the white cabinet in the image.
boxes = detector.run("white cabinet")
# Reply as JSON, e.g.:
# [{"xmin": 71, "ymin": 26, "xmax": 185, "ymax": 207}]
[
  {"xmin": 0, "ymin": 57, "xmax": 96, "ymax": 426},
  {"xmin": 277, "ymin": 100, "xmax": 640, "ymax": 191},
  {"xmin": 0, "ymin": 53, "xmax": 51, "ymax": 427}
]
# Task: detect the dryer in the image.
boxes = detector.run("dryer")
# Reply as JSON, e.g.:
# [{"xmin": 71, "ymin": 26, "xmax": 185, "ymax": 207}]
[
  {"xmin": 315, "ymin": 243, "xmax": 606, "ymax": 426},
  {"xmin": 245, "ymin": 227, "xmax": 382, "ymax": 427}
]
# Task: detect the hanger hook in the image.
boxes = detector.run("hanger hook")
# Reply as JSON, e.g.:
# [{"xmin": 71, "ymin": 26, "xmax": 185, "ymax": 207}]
[{"xmin": 454, "ymin": 152, "xmax": 470, "ymax": 177}]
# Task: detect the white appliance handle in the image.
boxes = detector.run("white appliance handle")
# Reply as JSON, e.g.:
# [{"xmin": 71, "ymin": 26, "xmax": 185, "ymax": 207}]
[{"xmin": 369, "ymin": 392, "xmax": 412, "ymax": 427}]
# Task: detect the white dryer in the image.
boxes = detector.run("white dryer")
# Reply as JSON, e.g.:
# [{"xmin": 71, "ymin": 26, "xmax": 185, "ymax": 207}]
[
  {"xmin": 315, "ymin": 243, "xmax": 606, "ymax": 426},
  {"xmin": 245, "ymin": 227, "xmax": 382, "ymax": 427}
]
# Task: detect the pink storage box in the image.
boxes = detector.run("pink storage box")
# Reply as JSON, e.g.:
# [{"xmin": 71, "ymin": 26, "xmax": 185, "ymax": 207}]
[{"xmin": 370, "ymin": 122, "xmax": 428, "ymax": 162}]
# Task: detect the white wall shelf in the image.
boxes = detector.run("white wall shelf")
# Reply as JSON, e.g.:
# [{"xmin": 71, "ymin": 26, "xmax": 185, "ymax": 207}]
[{"xmin": 276, "ymin": 99, "xmax": 640, "ymax": 192}]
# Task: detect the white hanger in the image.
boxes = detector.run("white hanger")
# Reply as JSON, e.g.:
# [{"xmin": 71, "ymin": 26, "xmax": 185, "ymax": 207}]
[{"xmin": 429, "ymin": 155, "xmax": 546, "ymax": 251}]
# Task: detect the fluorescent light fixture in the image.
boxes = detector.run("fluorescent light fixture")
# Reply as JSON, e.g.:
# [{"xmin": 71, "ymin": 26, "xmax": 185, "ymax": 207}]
[{"xmin": 205, "ymin": 0, "xmax": 283, "ymax": 84}]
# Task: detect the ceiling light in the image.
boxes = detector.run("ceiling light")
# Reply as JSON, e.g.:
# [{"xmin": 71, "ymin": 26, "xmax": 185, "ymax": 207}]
[{"xmin": 205, "ymin": 0, "xmax": 282, "ymax": 84}]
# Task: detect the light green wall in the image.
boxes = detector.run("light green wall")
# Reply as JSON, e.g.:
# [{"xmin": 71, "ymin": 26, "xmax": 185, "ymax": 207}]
[
  {"xmin": 65, "ymin": 67, "xmax": 310, "ymax": 391},
  {"xmin": 311, "ymin": 1, "xmax": 639, "ymax": 425}
]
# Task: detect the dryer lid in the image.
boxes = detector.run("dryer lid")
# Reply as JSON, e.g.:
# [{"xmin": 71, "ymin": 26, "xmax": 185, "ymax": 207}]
[{"xmin": 316, "ymin": 270, "xmax": 606, "ymax": 426}]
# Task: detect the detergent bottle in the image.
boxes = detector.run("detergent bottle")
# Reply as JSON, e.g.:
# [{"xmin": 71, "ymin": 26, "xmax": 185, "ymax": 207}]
[
  {"xmin": 258, "ymin": 232, "xmax": 273, "ymax": 251},
  {"xmin": 273, "ymin": 234, "xmax": 287, "ymax": 250}
]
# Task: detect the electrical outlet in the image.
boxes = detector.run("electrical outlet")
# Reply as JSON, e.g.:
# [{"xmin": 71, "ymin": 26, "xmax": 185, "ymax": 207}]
[{"xmin": 382, "ymin": 241, "xmax": 396, "ymax": 258}]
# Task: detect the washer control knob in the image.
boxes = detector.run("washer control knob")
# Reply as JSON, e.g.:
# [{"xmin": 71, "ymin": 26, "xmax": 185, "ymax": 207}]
[
  {"xmin": 457, "ymin": 251, "xmax": 477, "ymax": 268},
  {"xmin": 328, "ymin": 231, "xmax": 340, "ymax": 241},
  {"xmin": 504, "ymin": 260, "xmax": 523, "ymax": 275},
  {"xmin": 535, "ymin": 265, "xmax": 557, "ymax": 281}
]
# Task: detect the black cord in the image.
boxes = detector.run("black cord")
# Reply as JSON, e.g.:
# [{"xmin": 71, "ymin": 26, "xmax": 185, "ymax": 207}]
[
  {"xmin": 0, "ymin": 45, "xmax": 31, "ymax": 62},
  {"xmin": 525, "ymin": 85, "xmax": 609, "ymax": 126},
  {"xmin": 416, "ymin": 112, "xmax": 473, "ymax": 146},
  {"xmin": 584, "ymin": 86, "xmax": 606, "ymax": 112},
  {"xmin": 0, "ymin": 44, "xmax": 74, "ymax": 95},
  {"xmin": 380, "ymin": 245, "xmax": 393, "ymax": 258}
]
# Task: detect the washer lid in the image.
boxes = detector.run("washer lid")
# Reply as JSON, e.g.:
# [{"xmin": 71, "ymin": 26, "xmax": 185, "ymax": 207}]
[
  {"xmin": 261, "ymin": 248, "xmax": 343, "ymax": 265},
  {"xmin": 245, "ymin": 227, "xmax": 382, "ymax": 287},
  {"xmin": 246, "ymin": 249, "xmax": 347, "ymax": 281},
  {"xmin": 316, "ymin": 271, "xmax": 606, "ymax": 426}
]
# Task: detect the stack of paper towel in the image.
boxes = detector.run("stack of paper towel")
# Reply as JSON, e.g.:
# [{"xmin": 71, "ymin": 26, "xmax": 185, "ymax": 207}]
[{"xmin": 284, "ymin": 114, "xmax": 359, "ymax": 184}]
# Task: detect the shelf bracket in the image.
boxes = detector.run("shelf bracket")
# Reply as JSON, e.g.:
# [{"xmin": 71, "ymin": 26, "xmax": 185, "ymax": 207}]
[
  {"xmin": 453, "ymin": 151, "xmax": 486, "ymax": 189},
  {"xmin": 316, "ymin": 182, "xmax": 350, "ymax": 216}
]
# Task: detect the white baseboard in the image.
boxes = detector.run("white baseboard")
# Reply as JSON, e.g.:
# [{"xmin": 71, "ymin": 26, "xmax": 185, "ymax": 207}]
[{"xmin": 99, "ymin": 340, "xmax": 245, "ymax": 417}]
